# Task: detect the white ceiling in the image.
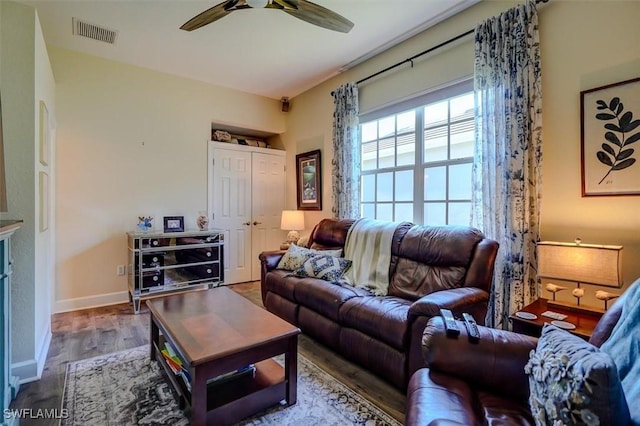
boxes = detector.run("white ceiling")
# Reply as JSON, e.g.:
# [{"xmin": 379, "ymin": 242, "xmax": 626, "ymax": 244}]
[{"xmin": 20, "ymin": 0, "xmax": 480, "ymax": 100}]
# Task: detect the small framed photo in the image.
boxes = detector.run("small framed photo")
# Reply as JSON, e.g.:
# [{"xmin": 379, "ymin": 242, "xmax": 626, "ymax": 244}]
[
  {"xmin": 581, "ymin": 77, "xmax": 640, "ymax": 196},
  {"xmin": 39, "ymin": 100, "xmax": 50, "ymax": 167},
  {"xmin": 296, "ymin": 149, "xmax": 322, "ymax": 210},
  {"xmin": 39, "ymin": 172, "xmax": 49, "ymax": 232},
  {"xmin": 163, "ymin": 216, "xmax": 184, "ymax": 233}
]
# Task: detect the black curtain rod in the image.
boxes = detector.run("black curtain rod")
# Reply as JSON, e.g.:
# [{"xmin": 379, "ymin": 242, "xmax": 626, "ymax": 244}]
[
  {"xmin": 337, "ymin": 0, "xmax": 549, "ymax": 91},
  {"xmin": 356, "ymin": 29, "xmax": 473, "ymax": 86}
]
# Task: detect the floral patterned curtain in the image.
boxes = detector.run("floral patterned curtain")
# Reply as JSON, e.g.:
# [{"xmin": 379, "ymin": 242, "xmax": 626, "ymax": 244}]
[
  {"xmin": 471, "ymin": 1, "xmax": 543, "ymax": 329},
  {"xmin": 331, "ymin": 82, "xmax": 361, "ymax": 219}
]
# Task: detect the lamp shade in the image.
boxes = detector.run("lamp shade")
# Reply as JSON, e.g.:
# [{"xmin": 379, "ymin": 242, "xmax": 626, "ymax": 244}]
[
  {"xmin": 280, "ymin": 210, "xmax": 304, "ymax": 231},
  {"xmin": 537, "ymin": 241, "xmax": 623, "ymax": 288}
]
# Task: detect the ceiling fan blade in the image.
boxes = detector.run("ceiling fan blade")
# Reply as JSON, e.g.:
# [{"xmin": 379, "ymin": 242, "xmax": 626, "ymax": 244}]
[
  {"xmin": 271, "ymin": 0, "xmax": 297, "ymax": 10},
  {"xmin": 180, "ymin": 0, "xmax": 238, "ymax": 32},
  {"xmin": 283, "ymin": 0, "xmax": 354, "ymax": 33}
]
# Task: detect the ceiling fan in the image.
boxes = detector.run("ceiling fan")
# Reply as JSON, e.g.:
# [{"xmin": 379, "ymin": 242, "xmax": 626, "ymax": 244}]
[{"xmin": 180, "ymin": 0, "xmax": 354, "ymax": 33}]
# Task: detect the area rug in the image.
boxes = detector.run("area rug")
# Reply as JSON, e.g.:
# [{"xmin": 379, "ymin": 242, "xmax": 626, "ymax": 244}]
[{"xmin": 61, "ymin": 345, "xmax": 401, "ymax": 425}]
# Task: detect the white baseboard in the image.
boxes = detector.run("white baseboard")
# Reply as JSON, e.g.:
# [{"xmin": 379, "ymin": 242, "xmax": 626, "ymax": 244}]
[
  {"xmin": 54, "ymin": 291, "xmax": 130, "ymax": 314},
  {"xmin": 35, "ymin": 325, "xmax": 52, "ymax": 379},
  {"xmin": 11, "ymin": 323, "xmax": 52, "ymax": 384},
  {"xmin": 12, "ymin": 359, "xmax": 37, "ymax": 385}
]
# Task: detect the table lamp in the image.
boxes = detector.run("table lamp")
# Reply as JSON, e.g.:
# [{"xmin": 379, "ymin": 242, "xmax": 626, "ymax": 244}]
[
  {"xmin": 537, "ymin": 240, "xmax": 623, "ymax": 312},
  {"xmin": 280, "ymin": 210, "xmax": 304, "ymax": 250}
]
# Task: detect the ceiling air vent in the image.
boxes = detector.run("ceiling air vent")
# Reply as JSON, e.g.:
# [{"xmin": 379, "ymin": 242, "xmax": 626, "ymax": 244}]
[{"xmin": 72, "ymin": 18, "xmax": 118, "ymax": 45}]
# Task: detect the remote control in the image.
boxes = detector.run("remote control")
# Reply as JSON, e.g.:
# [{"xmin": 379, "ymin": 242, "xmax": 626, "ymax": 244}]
[
  {"xmin": 440, "ymin": 308, "xmax": 460, "ymax": 337},
  {"xmin": 462, "ymin": 313, "xmax": 480, "ymax": 343}
]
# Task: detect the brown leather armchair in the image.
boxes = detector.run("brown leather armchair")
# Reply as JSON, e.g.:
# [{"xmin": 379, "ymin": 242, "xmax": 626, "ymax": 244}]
[{"xmin": 405, "ymin": 302, "xmax": 623, "ymax": 425}]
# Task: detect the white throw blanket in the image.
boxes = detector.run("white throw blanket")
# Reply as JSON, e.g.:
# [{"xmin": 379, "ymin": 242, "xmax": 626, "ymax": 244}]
[{"xmin": 343, "ymin": 218, "xmax": 399, "ymax": 295}]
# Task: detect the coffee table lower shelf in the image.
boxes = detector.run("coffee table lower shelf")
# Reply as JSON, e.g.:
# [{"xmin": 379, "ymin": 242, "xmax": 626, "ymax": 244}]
[
  {"xmin": 152, "ymin": 341, "xmax": 288, "ymax": 425},
  {"xmin": 146, "ymin": 289, "xmax": 300, "ymax": 426}
]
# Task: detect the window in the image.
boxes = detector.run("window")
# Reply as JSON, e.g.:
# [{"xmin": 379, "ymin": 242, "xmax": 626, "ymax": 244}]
[{"xmin": 359, "ymin": 81, "xmax": 474, "ymax": 226}]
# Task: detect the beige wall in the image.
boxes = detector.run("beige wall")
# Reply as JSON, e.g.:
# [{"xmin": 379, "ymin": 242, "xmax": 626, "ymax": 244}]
[
  {"xmin": 284, "ymin": 1, "xmax": 640, "ymax": 308},
  {"xmin": 51, "ymin": 47, "xmax": 286, "ymax": 311},
  {"xmin": 283, "ymin": 1, "xmax": 514, "ymax": 235},
  {"xmin": 1, "ymin": 1, "xmax": 56, "ymax": 381},
  {"xmin": 44, "ymin": 0, "xmax": 640, "ymax": 312},
  {"xmin": 538, "ymin": 0, "xmax": 640, "ymax": 307}
]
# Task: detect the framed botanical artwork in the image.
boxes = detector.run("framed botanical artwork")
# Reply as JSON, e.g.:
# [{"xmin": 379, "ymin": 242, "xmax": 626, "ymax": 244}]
[
  {"xmin": 581, "ymin": 77, "xmax": 640, "ymax": 196},
  {"xmin": 39, "ymin": 100, "xmax": 50, "ymax": 167},
  {"xmin": 163, "ymin": 216, "xmax": 184, "ymax": 233},
  {"xmin": 296, "ymin": 149, "xmax": 322, "ymax": 210}
]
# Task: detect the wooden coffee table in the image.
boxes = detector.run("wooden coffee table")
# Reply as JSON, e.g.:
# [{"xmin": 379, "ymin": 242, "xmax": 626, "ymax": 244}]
[{"xmin": 147, "ymin": 287, "xmax": 300, "ymax": 426}]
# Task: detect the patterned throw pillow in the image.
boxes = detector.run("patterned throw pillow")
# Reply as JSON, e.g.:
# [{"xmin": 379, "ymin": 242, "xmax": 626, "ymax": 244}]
[
  {"xmin": 276, "ymin": 244, "xmax": 313, "ymax": 271},
  {"xmin": 293, "ymin": 255, "xmax": 352, "ymax": 282},
  {"xmin": 524, "ymin": 324, "xmax": 629, "ymax": 426},
  {"xmin": 276, "ymin": 244, "xmax": 343, "ymax": 271}
]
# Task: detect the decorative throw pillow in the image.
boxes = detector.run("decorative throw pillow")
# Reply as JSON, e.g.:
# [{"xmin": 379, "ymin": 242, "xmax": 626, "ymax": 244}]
[
  {"xmin": 276, "ymin": 244, "xmax": 314, "ymax": 271},
  {"xmin": 524, "ymin": 324, "xmax": 630, "ymax": 426},
  {"xmin": 293, "ymin": 255, "xmax": 352, "ymax": 282},
  {"xmin": 276, "ymin": 244, "xmax": 343, "ymax": 271}
]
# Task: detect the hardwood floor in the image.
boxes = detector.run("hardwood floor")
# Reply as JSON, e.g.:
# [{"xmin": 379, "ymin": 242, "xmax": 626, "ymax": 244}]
[{"xmin": 11, "ymin": 282, "xmax": 406, "ymax": 425}]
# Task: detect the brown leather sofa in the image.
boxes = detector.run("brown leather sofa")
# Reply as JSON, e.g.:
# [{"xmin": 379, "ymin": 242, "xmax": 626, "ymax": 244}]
[
  {"xmin": 405, "ymin": 302, "xmax": 624, "ymax": 425},
  {"xmin": 259, "ymin": 218, "xmax": 499, "ymax": 389}
]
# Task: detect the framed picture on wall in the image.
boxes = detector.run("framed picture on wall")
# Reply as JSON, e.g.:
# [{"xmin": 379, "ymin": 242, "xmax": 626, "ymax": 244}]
[
  {"xmin": 296, "ymin": 150, "xmax": 322, "ymax": 210},
  {"xmin": 39, "ymin": 172, "xmax": 49, "ymax": 232},
  {"xmin": 39, "ymin": 100, "xmax": 50, "ymax": 167},
  {"xmin": 581, "ymin": 77, "xmax": 640, "ymax": 196}
]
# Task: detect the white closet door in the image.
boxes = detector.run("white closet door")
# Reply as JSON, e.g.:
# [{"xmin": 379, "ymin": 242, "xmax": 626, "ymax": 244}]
[
  {"xmin": 251, "ymin": 152, "xmax": 286, "ymax": 280},
  {"xmin": 211, "ymin": 147, "xmax": 253, "ymax": 284}
]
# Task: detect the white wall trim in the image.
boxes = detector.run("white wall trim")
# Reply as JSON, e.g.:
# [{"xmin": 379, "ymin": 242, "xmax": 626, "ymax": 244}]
[
  {"xmin": 54, "ymin": 290, "xmax": 129, "ymax": 314},
  {"xmin": 11, "ymin": 359, "xmax": 37, "ymax": 385},
  {"xmin": 35, "ymin": 324, "xmax": 52, "ymax": 379},
  {"xmin": 11, "ymin": 322, "xmax": 52, "ymax": 384}
]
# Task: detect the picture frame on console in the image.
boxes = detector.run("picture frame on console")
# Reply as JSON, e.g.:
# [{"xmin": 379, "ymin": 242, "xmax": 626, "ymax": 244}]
[
  {"xmin": 296, "ymin": 149, "xmax": 322, "ymax": 210},
  {"xmin": 581, "ymin": 77, "xmax": 640, "ymax": 197},
  {"xmin": 163, "ymin": 216, "xmax": 184, "ymax": 233}
]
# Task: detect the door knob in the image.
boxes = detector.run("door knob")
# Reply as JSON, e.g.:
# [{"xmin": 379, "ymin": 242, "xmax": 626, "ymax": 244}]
[
  {"xmin": 242, "ymin": 222, "xmax": 251, "ymax": 226},
  {"xmin": 253, "ymin": 221, "xmax": 262, "ymax": 226}
]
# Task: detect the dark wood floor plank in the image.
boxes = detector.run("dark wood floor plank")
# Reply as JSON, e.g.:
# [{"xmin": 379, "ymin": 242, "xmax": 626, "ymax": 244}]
[{"xmin": 10, "ymin": 282, "xmax": 406, "ymax": 424}]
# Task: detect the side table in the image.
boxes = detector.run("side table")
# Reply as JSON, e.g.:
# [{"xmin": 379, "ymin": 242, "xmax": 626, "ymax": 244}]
[{"xmin": 509, "ymin": 298, "xmax": 603, "ymax": 340}]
